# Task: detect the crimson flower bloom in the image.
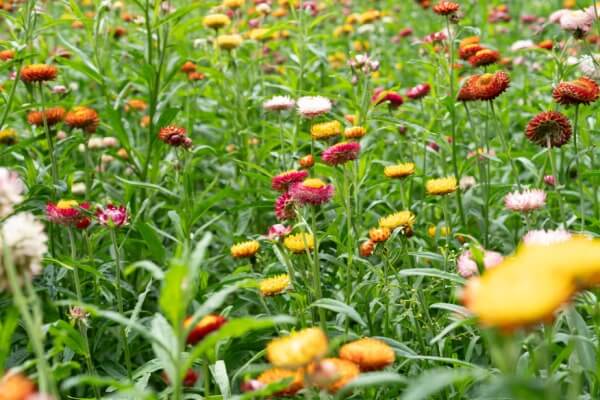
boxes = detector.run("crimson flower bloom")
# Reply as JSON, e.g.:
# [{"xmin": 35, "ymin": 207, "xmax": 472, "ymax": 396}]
[
  {"xmin": 275, "ymin": 192, "xmax": 296, "ymax": 221},
  {"xmin": 185, "ymin": 314, "xmax": 227, "ymax": 345},
  {"xmin": 289, "ymin": 178, "xmax": 334, "ymax": 206},
  {"xmin": 372, "ymin": 88, "xmax": 404, "ymax": 108},
  {"xmin": 271, "ymin": 170, "xmax": 308, "ymax": 191},
  {"xmin": 46, "ymin": 200, "xmax": 91, "ymax": 229},
  {"xmin": 321, "ymin": 142, "xmax": 360, "ymax": 166},
  {"xmin": 406, "ymin": 83, "xmax": 431, "ymax": 100},
  {"xmin": 96, "ymin": 204, "xmax": 128, "ymax": 227},
  {"xmin": 552, "ymin": 76, "xmax": 600, "ymax": 106}
]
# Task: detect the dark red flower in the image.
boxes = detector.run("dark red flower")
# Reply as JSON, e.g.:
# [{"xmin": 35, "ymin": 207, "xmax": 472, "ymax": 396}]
[
  {"xmin": 552, "ymin": 76, "xmax": 600, "ymax": 106},
  {"xmin": 525, "ymin": 111, "xmax": 572, "ymax": 148}
]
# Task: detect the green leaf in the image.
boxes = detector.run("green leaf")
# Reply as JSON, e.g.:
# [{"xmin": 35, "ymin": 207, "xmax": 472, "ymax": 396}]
[
  {"xmin": 160, "ymin": 263, "xmax": 189, "ymax": 326},
  {"xmin": 336, "ymin": 372, "xmax": 407, "ymax": 398},
  {"xmin": 48, "ymin": 320, "xmax": 87, "ymax": 356},
  {"xmin": 399, "ymin": 268, "xmax": 466, "ymax": 285},
  {"xmin": 401, "ymin": 368, "xmax": 486, "ymax": 400},
  {"xmin": 211, "ymin": 360, "xmax": 231, "ymax": 399},
  {"xmin": 311, "ymin": 298, "xmax": 366, "ymax": 327},
  {"xmin": 0, "ymin": 307, "xmax": 19, "ymax": 374},
  {"xmin": 137, "ymin": 222, "xmax": 166, "ymax": 263},
  {"xmin": 150, "ymin": 314, "xmax": 177, "ymax": 384}
]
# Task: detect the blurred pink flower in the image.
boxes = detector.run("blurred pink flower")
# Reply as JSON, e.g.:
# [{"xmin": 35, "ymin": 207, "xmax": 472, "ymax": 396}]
[
  {"xmin": 504, "ymin": 189, "xmax": 546, "ymax": 212},
  {"xmin": 457, "ymin": 249, "xmax": 504, "ymax": 278},
  {"xmin": 522, "ymin": 229, "xmax": 572, "ymax": 246},
  {"xmin": 267, "ymin": 224, "xmax": 292, "ymax": 240},
  {"xmin": 96, "ymin": 204, "xmax": 128, "ymax": 227},
  {"xmin": 321, "ymin": 142, "xmax": 360, "ymax": 166}
]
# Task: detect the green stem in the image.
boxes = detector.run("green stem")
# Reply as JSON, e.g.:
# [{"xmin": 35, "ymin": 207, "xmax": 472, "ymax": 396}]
[
  {"xmin": 310, "ymin": 207, "xmax": 326, "ymax": 331},
  {"xmin": 573, "ymin": 105, "xmax": 585, "ymax": 231},
  {"xmin": 39, "ymin": 82, "xmax": 59, "ymax": 192},
  {"xmin": 547, "ymin": 141, "xmax": 566, "ymax": 226},
  {"xmin": 110, "ymin": 229, "xmax": 133, "ymax": 379}
]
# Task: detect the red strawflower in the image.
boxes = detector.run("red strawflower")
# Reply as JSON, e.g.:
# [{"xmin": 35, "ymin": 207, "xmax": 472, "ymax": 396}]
[
  {"xmin": 468, "ymin": 49, "xmax": 500, "ymax": 67},
  {"xmin": 552, "ymin": 76, "xmax": 600, "ymax": 106},
  {"xmin": 185, "ymin": 315, "xmax": 227, "ymax": 345},
  {"xmin": 271, "ymin": 170, "xmax": 309, "ymax": 191},
  {"xmin": 525, "ymin": 111, "xmax": 572, "ymax": 148},
  {"xmin": 406, "ymin": 83, "xmax": 431, "ymax": 100},
  {"xmin": 433, "ymin": 1, "xmax": 459, "ymax": 15},
  {"xmin": 289, "ymin": 179, "xmax": 334, "ymax": 206},
  {"xmin": 96, "ymin": 204, "xmax": 128, "ymax": 227},
  {"xmin": 46, "ymin": 200, "xmax": 91, "ymax": 229},
  {"xmin": 275, "ymin": 192, "xmax": 296, "ymax": 220},
  {"xmin": 321, "ymin": 142, "xmax": 360, "ymax": 166}
]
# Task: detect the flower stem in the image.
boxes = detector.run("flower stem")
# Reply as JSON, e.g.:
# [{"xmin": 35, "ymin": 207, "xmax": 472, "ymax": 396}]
[
  {"xmin": 38, "ymin": 82, "xmax": 59, "ymax": 192},
  {"xmin": 547, "ymin": 141, "xmax": 566, "ymax": 226},
  {"xmin": 110, "ymin": 229, "xmax": 133, "ymax": 379},
  {"xmin": 573, "ymin": 104, "xmax": 585, "ymax": 231},
  {"xmin": 310, "ymin": 207, "xmax": 326, "ymax": 331}
]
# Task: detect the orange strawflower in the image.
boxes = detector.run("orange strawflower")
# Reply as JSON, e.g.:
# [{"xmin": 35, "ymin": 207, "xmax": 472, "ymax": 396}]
[
  {"xmin": 65, "ymin": 106, "xmax": 100, "ymax": 133},
  {"xmin": 552, "ymin": 76, "xmax": 600, "ymax": 106},
  {"xmin": 339, "ymin": 338, "xmax": 396, "ymax": 371},
  {"xmin": 27, "ymin": 106, "xmax": 66, "ymax": 127},
  {"xmin": 432, "ymin": 1, "xmax": 459, "ymax": 15},
  {"xmin": 468, "ymin": 49, "xmax": 500, "ymax": 67},
  {"xmin": 20, "ymin": 64, "xmax": 58, "ymax": 83}
]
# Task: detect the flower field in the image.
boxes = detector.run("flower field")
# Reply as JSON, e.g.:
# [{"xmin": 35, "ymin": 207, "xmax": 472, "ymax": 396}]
[{"xmin": 2, "ymin": 0, "xmax": 600, "ymax": 398}]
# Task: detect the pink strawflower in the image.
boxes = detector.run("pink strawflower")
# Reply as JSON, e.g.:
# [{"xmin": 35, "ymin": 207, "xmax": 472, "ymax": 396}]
[
  {"xmin": 549, "ymin": 9, "xmax": 570, "ymax": 24},
  {"xmin": 522, "ymin": 229, "xmax": 572, "ymax": 246},
  {"xmin": 504, "ymin": 189, "xmax": 546, "ymax": 212},
  {"xmin": 543, "ymin": 175, "xmax": 556, "ymax": 187},
  {"xmin": 406, "ymin": 83, "xmax": 431, "ymax": 100},
  {"xmin": 275, "ymin": 192, "xmax": 295, "ymax": 220},
  {"xmin": 289, "ymin": 178, "xmax": 334, "ymax": 206},
  {"xmin": 559, "ymin": 10, "xmax": 593, "ymax": 35},
  {"xmin": 271, "ymin": 170, "xmax": 308, "ymax": 191},
  {"xmin": 321, "ymin": 142, "xmax": 360, "ymax": 166},
  {"xmin": 96, "ymin": 204, "xmax": 128, "ymax": 227},
  {"xmin": 267, "ymin": 224, "xmax": 292, "ymax": 240},
  {"xmin": 456, "ymin": 249, "xmax": 504, "ymax": 278},
  {"xmin": 46, "ymin": 200, "xmax": 91, "ymax": 229},
  {"xmin": 297, "ymin": 96, "xmax": 332, "ymax": 119},
  {"xmin": 263, "ymin": 96, "xmax": 295, "ymax": 112}
]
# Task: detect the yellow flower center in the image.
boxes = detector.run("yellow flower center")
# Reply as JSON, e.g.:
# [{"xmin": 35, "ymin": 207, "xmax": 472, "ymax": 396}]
[
  {"xmin": 303, "ymin": 179, "xmax": 325, "ymax": 189},
  {"xmin": 57, "ymin": 200, "xmax": 79, "ymax": 209},
  {"xmin": 479, "ymin": 73, "xmax": 493, "ymax": 85}
]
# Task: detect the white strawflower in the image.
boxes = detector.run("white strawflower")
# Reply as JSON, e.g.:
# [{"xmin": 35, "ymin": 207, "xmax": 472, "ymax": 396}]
[
  {"xmin": 504, "ymin": 189, "xmax": 546, "ymax": 213},
  {"xmin": 579, "ymin": 55, "xmax": 600, "ymax": 80},
  {"xmin": 296, "ymin": 96, "xmax": 332, "ymax": 119},
  {"xmin": 510, "ymin": 40, "xmax": 535, "ymax": 52},
  {"xmin": 0, "ymin": 167, "xmax": 24, "ymax": 218},
  {"xmin": 0, "ymin": 213, "xmax": 47, "ymax": 290},
  {"xmin": 263, "ymin": 95, "xmax": 295, "ymax": 112}
]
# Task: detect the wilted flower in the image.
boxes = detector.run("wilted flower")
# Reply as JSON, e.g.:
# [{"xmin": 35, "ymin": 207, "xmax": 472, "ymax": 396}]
[
  {"xmin": 96, "ymin": 204, "xmax": 128, "ymax": 227},
  {"xmin": 158, "ymin": 125, "xmax": 192, "ymax": 148},
  {"xmin": 0, "ymin": 168, "xmax": 23, "ymax": 218},
  {"xmin": 459, "ymin": 175, "xmax": 476, "ymax": 190},
  {"xmin": 0, "ymin": 213, "xmax": 47, "ymax": 290},
  {"xmin": 578, "ymin": 55, "xmax": 600, "ymax": 80},
  {"xmin": 297, "ymin": 96, "xmax": 332, "ymax": 119},
  {"xmin": 504, "ymin": 189, "xmax": 546, "ymax": 212},
  {"xmin": 263, "ymin": 95, "xmax": 295, "ymax": 112}
]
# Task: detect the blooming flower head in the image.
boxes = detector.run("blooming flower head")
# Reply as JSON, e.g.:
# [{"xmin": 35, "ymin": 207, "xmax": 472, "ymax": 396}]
[
  {"xmin": 275, "ymin": 192, "xmax": 296, "ymax": 221},
  {"xmin": 284, "ymin": 232, "xmax": 314, "ymax": 253},
  {"xmin": 289, "ymin": 179, "xmax": 334, "ymax": 206},
  {"xmin": 458, "ymin": 72, "xmax": 510, "ymax": 102},
  {"xmin": 230, "ymin": 240, "xmax": 260, "ymax": 258},
  {"xmin": 20, "ymin": 64, "xmax": 58, "ymax": 83},
  {"xmin": 0, "ymin": 213, "xmax": 47, "ymax": 291},
  {"xmin": 468, "ymin": 49, "xmax": 500, "ymax": 67},
  {"xmin": 462, "ymin": 238, "xmax": 600, "ymax": 331},
  {"xmin": 297, "ymin": 96, "xmax": 332, "ymax": 119},
  {"xmin": 525, "ymin": 111, "xmax": 572, "ymax": 148},
  {"xmin": 203, "ymin": 13, "xmax": 231, "ymax": 29},
  {"xmin": 263, "ymin": 95, "xmax": 295, "ymax": 112},
  {"xmin": 65, "ymin": 106, "xmax": 100, "ymax": 133},
  {"xmin": 310, "ymin": 120, "xmax": 341, "ymax": 140},
  {"xmin": 267, "ymin": 224, "xmax": 292, "ymax": 240},
  {"xmin": 339, "ymin": 338, "xmax": 395, "ymax": 371},
  {"xmin": 344, "ymin": 126, "xmax": 366, "ymax": 139},
  {"xmin": 456, "ymin": 249, "xmax": 504, "ymax": 278},
  {"xmin": 432, "ymin": 1, "xmax": 459, "ymax": 15},
  {"xmin": 522, "ymin": 229, "xmax": 572, "ymax": 246},
  {"xmin": 459, "ymin": 43, "xmax": 484, "ymax": 60},
  {"xmin": 369, "ymin": 227, "xmax": 390, "ymax": 243},
  {"xmin": 266, "ymin": 327, "xmax": 328, "ymax": 368},
  {"xmin": 379, "ymin": 211, "xmax": 415, "ymax": 232},
  {"xmin": 216, "ymin": 34, "xmax": 243, "ymax": 50},
  {"xmin": 426, "ymin": 176, "xmax": 457, "ymax": 195},
  {"xmin": 27, "ymin": 107, "xmax": 66, "ymax": 127},
  {"xmin": 504, "ymin": 189, "xmax": 546, "ymax": 212},
  {"xmin": 260, "ymin": 274, "xmax": 291, "ymax": 296},
  {"xmin": 184, "ymin": 314, "xmax": 227, "ymax": 345},
  {"xmin": 0, "ymin": 167, "xmax": 23, "ymax": 218},
  {"xmin": 96, "ymin": 204, "xmax": 128, "ymax": 227},
  {"xmin": 406, "ymin": 83, "xmax": 431, "ymax": 100},
  {"xmin": 158, "ymin": 125, "xmax": 192, "ymax": 149},
  {"xmin": 321, "ymin": 142, "xmax": 360, "ymax": 166},
  {"xmin": 271, "ymin": 170, "xmax": 308, "ymax": 191},
  {"xmin": 46, "ymin": 200, "xmax": 91, "ymax": 229},
  {"xmin": 384, "ymin": 163, "xmax": 415, "ymax": 179},
  {"xmin": 0, "ymin": 49, "xmax": 15, "ymax": 61},
  {"xmin": 553, "ymin": 76, "xmax": 600, "ymax": 106},
  {"xmin": 307, "ymin": 358, "xmax": 359, "ymax": 393},
  {"xmin": 559, "ymin": 10, "xmax": 593, "ymax": 36},
  {"xmin": 256, "ymin": 368, "xmax": 303, "ymax": 396},
  {"xmin": 0, "ymin": 373, "xmax": 36, "ymax": 399}
]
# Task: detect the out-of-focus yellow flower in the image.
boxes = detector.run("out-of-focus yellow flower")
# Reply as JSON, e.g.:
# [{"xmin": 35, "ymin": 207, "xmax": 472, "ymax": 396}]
[
  {"xmin": 328, "ymin": 52, "xmax": 346, "ymax": 69},
  {"xmin": 284, "ymin": 233, "xmax": 314, "ymax": 253},
  {"xmin": 333, "ymin": 24, "xmax": 354, "ymax": 37},
  {"xmin": 353, "ymin": 40, "xmax": 369, "ymax": 52},
  {"xmin": 223, "ymin": 0, "xmax": 244, "ymax": 9},
  {"xmin": 563, "ymin": 0, "xmax": 576, "ymax": 8},
  {"xmin": 267, "ymin": 328, "xmax": 328, "ymax": 368},
  {"xmin": 0, "ymin": 128, "xmax": 17, "ymax": 145},
  {"xmin": 203, "ymin": 14, "xmax": 231, "ymax": 30},
  {"xmin": 231, "ymin": 240, "xmax": 260, "ymax": 258},
  {"xmin": 427, "ymin": 225, "xmax": 451, "ymax": 237},
  {"xmin": 249, "ymin": 28, "xmax": 271, "ymax": 41},
  {"xmin": 384, "ymin": 163, "xmax": 415, "ymax": 179},
  {"xmin": 462, "ymin": 238, "xmax": 600, "ymax": 331},
  {"xmin": 257, "ymin": 368, "xmax": 304, "ymax": 396},
  {"xmin": 345, "ymin": 13, "xmax": 360, "ymax": 24},
  {"xmin": 344, "ymin": 126, "xmax": 366, "ymax": 139},
  {"xmin": 260, "ymin": 274, "xmax": 290, "ymax": 296},
  {"xmin": 311, "ymin": 120, "xmax": 341, "ymax": 140},
  {"xmin": 358, "ymin": 9, "xmax": 381, "ymax": 24},
  {"xmin": 426, "ymin": 176, "xmax": 457, "ymax": 195},
  {"xmin": 217, "ymin": 34, "xmax": 243, "ymax": 50},
  {"xmin": 379, "ymin": 211, "xmax": 415, "ymax": 231},
  {"xmin": 339, "ymin": 338, "xmax": 395, "ymax": 371}
]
